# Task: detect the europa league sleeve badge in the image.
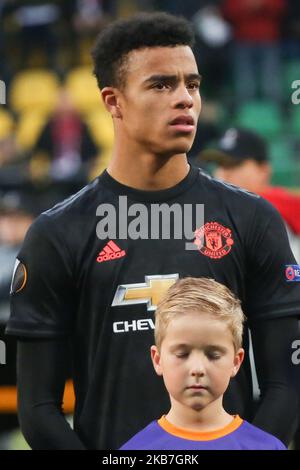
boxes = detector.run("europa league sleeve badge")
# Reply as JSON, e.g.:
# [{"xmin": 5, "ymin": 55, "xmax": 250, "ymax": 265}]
[{"xmin": 10, "ymin": 259, "xmax": 27, "ymax": 294}]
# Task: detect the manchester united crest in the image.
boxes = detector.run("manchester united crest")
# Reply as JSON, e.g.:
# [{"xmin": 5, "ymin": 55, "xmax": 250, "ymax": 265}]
[{"xmin": 194, "ymin": 222, "xmax": 234, "ymax": 259}]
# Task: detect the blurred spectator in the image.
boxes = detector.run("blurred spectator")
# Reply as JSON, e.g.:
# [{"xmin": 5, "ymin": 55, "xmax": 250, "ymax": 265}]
[
  {"xmin": 155, "ymin": 2, "xmax": 232, "ymax": 99},
  {"xmin": 0, "ymin": 128, "xmax": 23, "ymax": 169},
  {"xmin": 0, "ymin": 190, "xmax": 37, "ymax": 253},
  {"xmin": 0, "ymin": 1, "xmax": 13, "ymax": 83},
  {"xmin": 198, "ymin": 127, "xmax": 300, "ymax": 261},
  {"xmin": 32, "ymin": 88, "xmax": 98, "ymax": 186},
  {"xmin": 72, "ymin": 0, "xmax": 108, "ymax": 35},
  {"xmin": 192, "ymin": 4, "xmax": 232, "ymax": 99},
  {"xmin": 282, "ymin": 0, "xmax": 300, "ymax": 59},
  {"xmin": 66, "ymin": 0, "xmax": 114, "ymax": 67},
  {"xmin": 0, "ymin": 111, "xmax": 29, "ymax": 189},
  {"xmin": 11, "ymin": 0, "xmax": 62, "ymax": 71},
  {"xmin": 222, "ymin": 0, "xmax": 287, "ymax": 102},
  {"xmin": 155, "ymin": 0, "xmax": 208, "ymax": 19}
]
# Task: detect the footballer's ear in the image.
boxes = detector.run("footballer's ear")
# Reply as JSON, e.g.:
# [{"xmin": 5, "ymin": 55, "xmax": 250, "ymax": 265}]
[
  {"xmin": 231, "ymin": 348, "xmax": 245, "ymax": 378},
  {"xmin": 101, "ymin": 87, "xmax": 122, "ymax": 118},
  {"xmin": 151, "ymin": 345, "xmax": 163, "ymax": 376}
]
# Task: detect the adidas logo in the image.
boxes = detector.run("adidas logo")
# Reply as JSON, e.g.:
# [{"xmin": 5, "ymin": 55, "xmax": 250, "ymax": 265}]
[{"xmin": 97, "ymin": 240, "xmax": 126, "ymax": 263}]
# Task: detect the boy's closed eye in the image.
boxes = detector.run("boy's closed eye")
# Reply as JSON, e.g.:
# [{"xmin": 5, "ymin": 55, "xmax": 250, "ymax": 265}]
[
  {"xmin": 175, "ymin": 351, "xmax": 189, "ymax": 358},
  {"xmin": 206, "ymin": 352, "xmax": 222, "ymax": 360}
]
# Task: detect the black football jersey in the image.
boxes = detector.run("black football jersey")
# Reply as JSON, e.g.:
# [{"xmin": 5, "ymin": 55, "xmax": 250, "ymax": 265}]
[{"xmin": 6, "ymin": 166, "xmax": 300, "ymax": 449}]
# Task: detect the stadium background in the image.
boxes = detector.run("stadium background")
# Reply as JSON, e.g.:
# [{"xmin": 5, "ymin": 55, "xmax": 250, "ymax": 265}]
[{"xmin": 0, "ymin": 0, "xmax": 299, "ymax": 450}]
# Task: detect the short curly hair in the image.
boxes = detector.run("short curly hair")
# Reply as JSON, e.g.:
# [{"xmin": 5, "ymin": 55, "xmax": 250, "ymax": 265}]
[{"xmin": 91, "ymin": 12, "xmax": 195, "ymax": 90}]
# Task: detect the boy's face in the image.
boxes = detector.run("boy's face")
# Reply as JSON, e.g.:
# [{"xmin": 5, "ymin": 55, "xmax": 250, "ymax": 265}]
[
  {"xmin": 102, "ymin": 46, "xmax": 201, "ymax": 156},
  {"xmin": 151, "ymin": 311, "xmax": 244, "ymax": 413}
]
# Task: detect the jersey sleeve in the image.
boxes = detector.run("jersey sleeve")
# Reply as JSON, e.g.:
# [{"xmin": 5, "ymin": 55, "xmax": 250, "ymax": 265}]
[
  {"xmin": 6, "ymin": 214, "xmax": 75, "ymax": 338},
  {"xmin": 244, "ymin": 196, "xmax": 300, "ymax": 321}
]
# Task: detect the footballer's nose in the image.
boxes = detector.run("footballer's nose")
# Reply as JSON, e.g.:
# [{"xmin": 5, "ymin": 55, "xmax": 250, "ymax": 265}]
[{"xmin": 174, "ymin": 84, "xmax": 193, "ymax": 109}]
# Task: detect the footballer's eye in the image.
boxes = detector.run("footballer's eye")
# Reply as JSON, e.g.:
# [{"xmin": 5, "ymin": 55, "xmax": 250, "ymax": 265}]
[
  {"xmin": 188, "ymin": 82, "xmax": 200, "ymax": 90},
  {"xmin": 153, "ymin": 82, "xmax": 168, "ymax": 90}
]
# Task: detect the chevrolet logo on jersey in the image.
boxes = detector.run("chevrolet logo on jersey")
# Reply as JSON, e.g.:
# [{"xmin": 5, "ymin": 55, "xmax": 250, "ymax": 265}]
[{"xmin": 112, "ymin": 274, "xmax": 179, "ymax": 312}]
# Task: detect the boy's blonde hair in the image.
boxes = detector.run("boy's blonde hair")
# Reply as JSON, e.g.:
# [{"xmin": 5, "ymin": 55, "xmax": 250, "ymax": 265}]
[{"xmin": 155, "ymin": 277, "xmax": 245, "ymax": 351}]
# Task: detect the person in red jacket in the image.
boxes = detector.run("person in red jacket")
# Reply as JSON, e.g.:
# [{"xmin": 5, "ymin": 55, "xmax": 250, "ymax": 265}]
[
  {"xmin": 222, "ymin": 0, "xmax": 287, "ymax": 101},
  {"xmin": 198, "ymin": 127, "xmax": 300, "ymax": 260}
]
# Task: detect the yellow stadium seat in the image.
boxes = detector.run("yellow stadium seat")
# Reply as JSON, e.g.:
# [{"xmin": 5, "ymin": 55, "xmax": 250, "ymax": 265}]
[
  {"xmin": 66, "ymin": 67, "xmax": 104, "ymax": 115},
  {"xmin": 16, "ymin": 111, "xmax": 47, "ymax": 151},
  {"xmin": 0, "ymin": 109, "xmax": 14, "ymax": 139},
  {"xmin": 10, "ymin": 69, "xmax": 59, "ymax": 114},
  {"xmin": 87, "ymin": 109, "xmax": 114, "ymax": 150}
]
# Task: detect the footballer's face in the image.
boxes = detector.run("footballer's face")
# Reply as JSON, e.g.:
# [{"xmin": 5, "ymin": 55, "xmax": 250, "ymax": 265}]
[{"xmin": 113, "ymin": 46, "xmax": 201, "ymax": 156}]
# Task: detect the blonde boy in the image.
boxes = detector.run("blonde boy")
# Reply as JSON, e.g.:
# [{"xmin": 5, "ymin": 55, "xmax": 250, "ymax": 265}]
[{"xmin": 120, "ymin": 278, "xmax": 286, "ymax": 450}]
